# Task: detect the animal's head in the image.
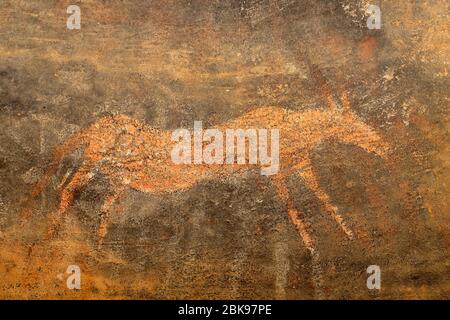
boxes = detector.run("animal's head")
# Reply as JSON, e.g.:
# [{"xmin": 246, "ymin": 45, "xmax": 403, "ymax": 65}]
[
  {"xmin": 326, "ymin": 92, "xmax": 390, "ymax": 159},
  {"xmin": 306, "ymin": 61, "xmax": 389, "ymax": 159}
]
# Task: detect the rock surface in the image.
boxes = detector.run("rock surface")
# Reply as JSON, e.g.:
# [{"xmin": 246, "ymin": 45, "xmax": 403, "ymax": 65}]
[{"xmin": 0, "ymin": 0, "xmax": 448, "ymax": 299}]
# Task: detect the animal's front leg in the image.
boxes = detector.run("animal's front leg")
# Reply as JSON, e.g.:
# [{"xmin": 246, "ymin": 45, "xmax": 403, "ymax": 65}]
[
  {"xmin": 298, "ymin": 166, "xmax": 354, "ymax": 240},
  {"xmin": 97, "ymin": 187, "xmax": 127, "ymax": 246},
  {"xmin": 271, "ymin": 175, "xmax": 315, "ymax": 253},
  {"xmin": 271, "ymin": 175, "xmax": 324, "ymax": 298}
]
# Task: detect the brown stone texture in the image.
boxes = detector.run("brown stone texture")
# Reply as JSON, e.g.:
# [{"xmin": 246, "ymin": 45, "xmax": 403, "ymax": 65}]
[{"xmin": 0, "ymin": 0, "xmax": 448, "ymax": 299}]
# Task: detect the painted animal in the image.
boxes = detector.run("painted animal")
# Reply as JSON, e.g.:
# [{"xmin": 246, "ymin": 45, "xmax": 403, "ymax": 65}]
[{"xmin": 20, "ymin": 67, "xmax": 389, "ymax": 294}]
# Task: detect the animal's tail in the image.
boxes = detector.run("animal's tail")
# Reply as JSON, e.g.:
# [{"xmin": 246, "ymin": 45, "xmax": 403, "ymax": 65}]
[{"xmin": 20, "ymin": 129, "xmax": 88, "ymax": 224}]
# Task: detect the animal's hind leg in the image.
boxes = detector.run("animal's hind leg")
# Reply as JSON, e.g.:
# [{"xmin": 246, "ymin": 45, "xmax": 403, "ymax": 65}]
[
  {"xmin": 298, "ymin": 166, "xmax": 354, "ymax": 240},
  {"xmin": 97, "ymin": 187, "xmax": 127, "ymax": 246},
  {"xmin": 46, "ymin": 165, "xmax": 93, "ymax": 239}
]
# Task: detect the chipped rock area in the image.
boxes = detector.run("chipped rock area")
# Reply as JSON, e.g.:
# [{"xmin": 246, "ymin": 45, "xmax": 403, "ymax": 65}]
[{"xmin": 0, "ymin": 1, "xmax": 448, "ymax": 299}]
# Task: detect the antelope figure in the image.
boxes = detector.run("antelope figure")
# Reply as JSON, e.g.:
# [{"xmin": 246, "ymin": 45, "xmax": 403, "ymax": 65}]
[{"xmin": 20, "ymin": 69, "xmax": 389, "ymax": 295}]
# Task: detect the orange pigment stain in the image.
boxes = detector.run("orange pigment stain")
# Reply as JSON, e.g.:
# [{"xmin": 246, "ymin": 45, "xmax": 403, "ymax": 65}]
[{"xmin": 359, "ymin": 36, "xmax": 378, "ymax": 61}]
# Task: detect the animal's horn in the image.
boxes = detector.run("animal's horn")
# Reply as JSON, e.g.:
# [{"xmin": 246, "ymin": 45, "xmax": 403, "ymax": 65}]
[{"xmin": 300, "ymin": 50, "xmax": 339, "ymax": 112}]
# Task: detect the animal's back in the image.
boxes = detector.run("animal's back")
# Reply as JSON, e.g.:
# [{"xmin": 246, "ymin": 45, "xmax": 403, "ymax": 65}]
[{"xmin": 57, "ymin": 107, "xmax": 366, "ymax": 192}]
